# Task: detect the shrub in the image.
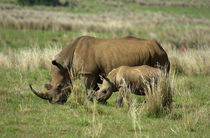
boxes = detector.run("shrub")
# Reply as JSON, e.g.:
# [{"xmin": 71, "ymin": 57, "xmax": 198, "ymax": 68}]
[{"xmin": 17, "ymin": 0, "xmax": 61, "ymax": 6}]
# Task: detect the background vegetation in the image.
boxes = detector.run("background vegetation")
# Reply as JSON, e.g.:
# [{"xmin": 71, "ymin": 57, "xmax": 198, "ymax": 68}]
[
  {"xmin": 17, "ymin": 0, "xmax": 61, "ymax": 6},
  {"xmin": 0, "ymin": 0, "xmax": 209, "ymax": 137}
]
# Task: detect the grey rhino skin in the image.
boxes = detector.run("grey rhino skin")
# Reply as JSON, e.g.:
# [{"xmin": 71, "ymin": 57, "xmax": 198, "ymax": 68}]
[{"xmin": 29, "ymin": 36, "xmax": 170, "ymax": 104}]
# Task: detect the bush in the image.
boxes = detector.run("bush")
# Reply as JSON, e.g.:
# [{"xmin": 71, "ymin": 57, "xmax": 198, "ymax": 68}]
[{"xmin": 18, "ymin": 0, "xmax": 61, "ymax": 6}]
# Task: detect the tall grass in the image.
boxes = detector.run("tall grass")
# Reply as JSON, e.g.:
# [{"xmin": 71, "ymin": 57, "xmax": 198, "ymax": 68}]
[
  {"xmin": 1, "ymin": 46, "xmax": 209, "ymax": 75},
  {"xmin": 0, "ymin": 6, "xmax": 210, "ymax": 33},
  {"xmin": 143, "ymin": 71, "xmax": 173, "ymax": 117},
  {"xmin": 0, "ymin": 46, "xmax": 61, "ymax": 70},
  {"xmin": 169, "ymin": 48, "xmax": 210, "ymax": 75},
  {"xmin": 0, "ymin": 7, "xmax": 132, "ymax": 33},
  {"xmin": 1, "ymin": 6, "xmax": 210, "ymax": 48},
  {"xmin": 116, "ymin": 68, "xmax": 173, "ymax": 118},
  {"xmin": 69, "ymin": 79, "xmax": 88, "ymax": 106},
  {"xmin": 159, "ymin": 26, "xmax": 210, "ymax": 49},
  {"xmin": 128, "ymin": 100, "xmax": 142, "ymax": 138}
]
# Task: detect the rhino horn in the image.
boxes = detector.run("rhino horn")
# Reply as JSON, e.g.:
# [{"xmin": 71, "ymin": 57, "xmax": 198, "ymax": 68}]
[{"xmin": 29, "ymin": 84, "xmax": 49, "ymax": 100}]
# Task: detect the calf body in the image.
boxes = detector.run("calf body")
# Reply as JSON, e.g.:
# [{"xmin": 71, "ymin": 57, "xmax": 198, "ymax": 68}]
[{"xmin": 95, "ymin": 65, "xmax": 162, "ymax": 107}]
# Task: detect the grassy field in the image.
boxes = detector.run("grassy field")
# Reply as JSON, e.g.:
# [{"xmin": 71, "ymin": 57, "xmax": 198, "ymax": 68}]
[
  {"xmin": 0, "ymin": 0, "xmax": 210, "ymax": 137},
  {"xmin": 0, "ymin": 68, "xmax": 209, "ymax": 137}
]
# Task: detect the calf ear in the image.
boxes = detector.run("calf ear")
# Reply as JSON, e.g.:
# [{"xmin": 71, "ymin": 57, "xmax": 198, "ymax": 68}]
[
  {"xmin": 101, "ymin": 75, "xmax": 112, "ymax": 84},
  {"xmin": 45, "ymin": 83, "xmax": 52, "ymax": 90}
]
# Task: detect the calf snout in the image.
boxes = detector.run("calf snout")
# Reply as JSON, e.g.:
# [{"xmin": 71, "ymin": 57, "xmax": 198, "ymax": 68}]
[
  {"xmin": 96, "ymin": 97, "xmax": 103, "ymax": 102},
  {"xmin": 93, "ymin": 90, "xmax": 106, "ymax": 102}
]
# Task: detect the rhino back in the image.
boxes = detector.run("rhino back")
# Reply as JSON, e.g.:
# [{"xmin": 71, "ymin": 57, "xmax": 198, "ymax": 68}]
[{"xmin": 71, "ymin": 36, "xmax": 169, "ymax": 75}]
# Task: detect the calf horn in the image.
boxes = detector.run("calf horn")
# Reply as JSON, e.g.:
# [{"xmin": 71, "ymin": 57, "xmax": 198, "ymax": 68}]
[{"xmin": 29, "ymin": 84, "xmax": 49, "ymax": 100}]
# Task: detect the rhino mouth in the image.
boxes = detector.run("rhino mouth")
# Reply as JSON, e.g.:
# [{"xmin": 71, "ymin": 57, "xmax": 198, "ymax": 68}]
[{"xmin": 29, "ymin": 84, "xmax": 49, "ymax": 100}]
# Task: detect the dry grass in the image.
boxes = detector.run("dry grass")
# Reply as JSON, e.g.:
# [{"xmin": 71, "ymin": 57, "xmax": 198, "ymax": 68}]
[
  {"xmin": 159, "ymin": 26, "xmax": 210, "ymax": 49},
  {"xmin": 1, "ymin": 4, "xmax": 210, "ymax": 49},
  {"xmin": 128, "ymin": 100, "xmax": 142, "ymax": 138},
  {"xmin": 1, "ymin": 5, "xmax": 210, "ymax": 48},
  {"xmin": 0, "ymin": 6, "xmax": 210, "ymax": 33},
  {"xmin": 169, "ymin": 48, "xmax": 210, "ymax": 75},
  {"xmin": 70, "ymin": 79, "xmax": 88, "ymax": 105},
  {"xmin": 0, "ymin": 7, "xmax": 131, "ymax": 33},
  {"xmin": 142, "ymin": 71, "xmax": 173, "ymax": 117},
  {"xmin": 117, "ymin": 69, "xmax": 173, "ymax": 118},
  {"xmin": 0, "ymin": 46, "xmax": 210, "ymax": 75},
  {"xmin": 0, "ymin": 46, "xmax": 61, "ymax": 71}
]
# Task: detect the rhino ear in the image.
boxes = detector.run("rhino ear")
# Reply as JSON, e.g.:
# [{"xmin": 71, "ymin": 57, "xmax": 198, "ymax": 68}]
[{"xmin": 52, "ymin": 60, "xmax": 65, "ymax": 71}]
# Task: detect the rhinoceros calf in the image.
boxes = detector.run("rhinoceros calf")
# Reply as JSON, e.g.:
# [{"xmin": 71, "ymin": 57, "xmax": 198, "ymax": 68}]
[
  {"xmin": 29, "ymin": 36, "xmax": 170, "ymax": 104},
  {"xmin": 94, "ymin": 65, "xmax": 163, "ymax": 107}
]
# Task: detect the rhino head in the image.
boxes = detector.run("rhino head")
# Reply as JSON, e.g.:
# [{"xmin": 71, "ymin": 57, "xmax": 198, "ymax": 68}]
[{"xmin": 29, "ymin": 60, "xmax": 71, "ymax": 104}]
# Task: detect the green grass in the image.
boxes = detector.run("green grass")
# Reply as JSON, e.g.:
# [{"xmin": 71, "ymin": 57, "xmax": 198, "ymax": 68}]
[
  {"xmin": 0, "ymin": 27, "xmax": 143, "ymax": 50},
  {"xmin": 0, "ymin": 68, "xmax": 209, "ymax": 137},
  {"xmin": 0, "ymin": 0, "xmax": 16, "ymax": 4},
  {"xmin": 0, "ymin": 28, "xmax": 123, "ymax": 50},
  {"xmin": 0, "ymin": 28, "xmax": 80, "ymax": 50},
  {"xmin": 24, "ymin": 4, "xmax": 210, "ymax": 19},
  {"xmin": 1, "ymin": 24, "xmax": 209, "ymax": 51},
  {"xmin": 124, "ymin": 4, "xmax": 210, "ymax": 19},
  {"xmin": 1, "ymin": 0, "xmax": 210, "ymax": 19}
]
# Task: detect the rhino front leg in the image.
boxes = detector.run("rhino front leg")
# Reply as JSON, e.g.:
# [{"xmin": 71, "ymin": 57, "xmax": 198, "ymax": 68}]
[
  {"xmin": 81, "ymin": 75, "xmax": 99, "ymax": 102},
  {"xmin": 115, "ymin": 87, "xmax": 123, "ymax": 108}
]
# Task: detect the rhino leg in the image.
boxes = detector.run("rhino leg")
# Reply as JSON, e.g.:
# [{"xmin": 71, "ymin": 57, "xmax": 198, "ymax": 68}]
[
  {"xmin": 81, "ymin": 75, "xmax": 99, "ymax": 102},
  {"xmin": 115, "ymin": 88, "xmax": 123, "ymax": 108}
]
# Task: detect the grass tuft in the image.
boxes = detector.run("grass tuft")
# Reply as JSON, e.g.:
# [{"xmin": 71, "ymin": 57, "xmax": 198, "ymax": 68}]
[
  {"xmin": 69, "ymin": 79, "xmax": 88, "ymax": 106},
  {"xmin": 143, "ymin": 72, "xmax": 173, "ymax": 117}
]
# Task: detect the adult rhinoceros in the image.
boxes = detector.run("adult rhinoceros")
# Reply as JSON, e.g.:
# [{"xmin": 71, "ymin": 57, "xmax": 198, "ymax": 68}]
[{"xmin": 29, "ymin": 36, "xmax": 170, "ymax": 104}]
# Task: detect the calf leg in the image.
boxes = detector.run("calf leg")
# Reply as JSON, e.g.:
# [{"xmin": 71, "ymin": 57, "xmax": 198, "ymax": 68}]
[{"xmin": 115, "ymin": 87, "xmax": 123, "ymax": 108}]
